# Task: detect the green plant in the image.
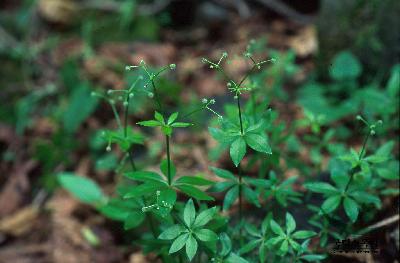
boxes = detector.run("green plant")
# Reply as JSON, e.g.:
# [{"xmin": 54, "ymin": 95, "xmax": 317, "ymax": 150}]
[{"xmin": 56, "ymin": 48, "xmax": 398, "ymax": 263}]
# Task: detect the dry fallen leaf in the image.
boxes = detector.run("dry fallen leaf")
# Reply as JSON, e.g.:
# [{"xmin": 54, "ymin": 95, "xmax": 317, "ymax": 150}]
[
  {"xmin": 289, "ymin": 26, "xmax": 318, "ymax": 57},
  {"xmin": 0, "ymin": 205, "xmax": 39, "ymax": 236},
  {"xmin": 38, "ymin": 0, "xmax": 79, "ymax": 25},
  {"xmin": 0, "ymin": 160, "xmax": 37, "ymax": 217}
]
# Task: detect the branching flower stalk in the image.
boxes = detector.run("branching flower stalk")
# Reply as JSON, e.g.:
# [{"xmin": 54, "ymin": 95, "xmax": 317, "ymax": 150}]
[
  {"xmin": 344, "ymin": 116, "xmax": 383, "ymax": 192},
  {"xmin": 129, "ymin": 61, "xmax": 177, "ymax": 185},
  {"xmin": 202, "ymin": 51, "xmax": 274, "ymax": 242},
  {"xmin": 93, "ymin": 74, "xmax": 162, "ymax": 237}
]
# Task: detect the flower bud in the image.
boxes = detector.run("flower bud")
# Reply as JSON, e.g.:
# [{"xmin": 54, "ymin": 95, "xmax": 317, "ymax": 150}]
[{"xmin": 169, "ymin": 64, "xmax": 176, "ymax": 70}]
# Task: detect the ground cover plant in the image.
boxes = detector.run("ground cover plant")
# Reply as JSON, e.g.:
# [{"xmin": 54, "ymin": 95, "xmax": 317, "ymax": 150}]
[{"xmin": 57, "ymin": 46, "xmax": 399, "ymax": 262}]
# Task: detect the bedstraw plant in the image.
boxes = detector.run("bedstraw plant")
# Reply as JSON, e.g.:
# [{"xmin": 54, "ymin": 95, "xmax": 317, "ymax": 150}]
[{"xmin": 57, "ymin": 48, "xmax": 399, "ymax": 263}]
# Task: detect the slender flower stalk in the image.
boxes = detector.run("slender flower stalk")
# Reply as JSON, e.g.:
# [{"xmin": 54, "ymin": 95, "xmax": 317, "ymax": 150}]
[{"xmin": 344, "ymin": 116, "xmax": 382, "ymax": 192}]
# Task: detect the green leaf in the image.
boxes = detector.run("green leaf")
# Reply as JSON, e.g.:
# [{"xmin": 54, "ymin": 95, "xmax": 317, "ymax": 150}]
[
  {"xmin": 245, "ymin": 133, "xmax": 272, "ymax": 154},
  {"xmin": 364, "ymin": 155, "xmax": 388, "ymax": 163},
  {"xmin": 175, "ymin": 176, "xmax": 214, "ymax": 186},
  {"xmin": 160, "ymin": 159, "xmax": 176, "ymax": 179},
  {"xmin": 329, "ymin": 50, "xmax": 362, "ymax": 80},
  {"xmin": 137, "ymin": 120, "xmax": 160, "ymax": 127},
  {"xmin": 349, "ymin": 191, "xmax": 381, "ymax": 207},
  {"xmin": 58, "ymin": 173, "xmax": 105, "ymax": 204},
  {"xmin": 237, "ymin": 239, "xmax": 260, "ymax": 255},
  {"xmin": 186, "ymin": 235, "xmax": 198, "ymax": 261},
  {"xmin": 246, "ymin": 121, "xmax": 265, "ymax": 133},
  {"xmin": 208, "ymin": 181, "xmax": 235, "ymax": 193},
  {"xmin": 292, "ymin": 230, "xmax": 316, "ymax": 239},
  {"xmin": 177, "ymin": 185, "xmax": 214, "ymax": 201},
  {"xmin": 270, "ymin": 219, "xmax": 284, "ymax": 236},
  {"xmin": 386, "ymin": 65, "xmax": 400, "ymax": 96},
  {"xmin": 156, "ymin": 189, "xmax": 177, "ymax": 217},
  {"xmin": 124, "ymin": 211, "xmax": 145, "ymax": 230},
  {"xmin": 321, "ymin": 195, "xmax": 341, "ymax": 214},
  {"xmin": 63, "ymin": 83, "xmax": 98, "ymax": 133},
  {"xmin": 223, "ymin": 186, "xmax": 239, "ymax": 211},
  {"xmin": 169, "ymin": 233, "xmax": 189, "ymax": 254},
  {"xmin": 226, "ymin": 253, "xmax": 249, "ymax": 263},
  {"xmin": 161, "ymin": 125, "xmax": 173, "ymax": 136},
  {"xmin": 184, "ymin": 199, "xmax": 196, "ymax": 227},
  {"xmin": 230, "ymin": 137, "xmax": 246, "ymax": 167},
  {"xmin": 245, "ymin": 224, "xmax": 260, "ymax": 237},
  {"xmin": 343, "ymin": 197, "xmax": 359, "ymax": 222},
  {"xmin": 305, "ymin": 182, "xmax": 339, "ymax": 195},
  {"xmin": 124, "ymin": 171, "xmax": 166, "ymax": 184},
  {"xmin": 261, "ymin": 213, "xmax": 273, "ymax": 234},
  {"xmin": 98, "ymin": 200, "xmax": 131, "ymax": 221},
  {"xmin": 288, "ymin": 239, "xmax": 301, "ymax": 251},
  {"xmin": 194, "ymin": 229, "xmax": 218, "ymax": 242},
  {"xmin": 286, "ymin": 213, "xmax": 296, "ymax": 234},
  {"xmin": 193, "ymin": 207, "xmax": 216, "ymax": 228},
  {"xmin": 209, "ymin": 127, "xmax": 236, "ymax": 145},
  {"xmin": 375, "ymin": 141, "xmax": 395, "ymax": 156},
  {"xmin": 168, "ymin": 112, "xmax": 179, "ymax": 125},
  {"xmin": 279, "ymin": 240, "xmax": 288, "ymax": 255},
  {"xmin": 220, "ymin": 233, "xmax": 232, "ymax": 257},
  {"xmin": 171, "ymin": 122, "xmax": 192, "ymax": 128},
  {"xmin": 243, "ymin": 186, "xmax": 260, "ymax": 207},
  {"xmin": 210, "ymin": 167, "xmax": 236, "ymax": 180},
  {"xmin": 154, "ymin": 111, "xmax": 165, "ymax": 123},
  {"xmin": 301, "ymin": 254, "xmax": 327, "ymax": 262},
  {"xmin": 123, "ymin": 182, "xmax": 166, "ymax": 199},
  {"xmin": 265, "ymin": 236, "xmax": 284, "ymax": 247},
  {"xmin": 159, "ymin": 224, "xmax": 186, "ymax": 240}
]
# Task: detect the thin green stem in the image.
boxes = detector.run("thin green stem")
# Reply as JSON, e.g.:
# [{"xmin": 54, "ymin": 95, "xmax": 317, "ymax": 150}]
[
  {"xmin": 182, "ymin": 107, "xmax": 205, "ymax": 119},
  {"xmin": 166, "ymin": 135, "xmax": 172, "ymax": 185},
  {"xmin": 238, "ymin": 64, "xmax": 257, "ymax": 88},
  {"xmin": 237, "ymin": 95, "xmax": 244, "ymax": 135},
  {"xmin": 358, "ymin": 132, "xmax": 370, "ymax": 160},
  {"xmin": 123, "ymin": 95, "xmax": 137, "ymax": 171},
  {"xmin": 151, "ymin": 79, "xmax": 163, "ymax": 112},
  {"xmin": 238, "ymin": 164, "xmax": 243, "ymax": 242},
  {"xmin": 109, "ymin": 102, "xmax": 122, "ymax": 130},
  {"xmin": 344, "ymin": 131, "xmax": 371, "ymax": 192},
  {"xmin": 124, "ymin": 96, "xmax": 130, "ymax": 137},
  {"xmin": 236, "ymin": 94, "xmax": 244, "ymax": 245}
]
